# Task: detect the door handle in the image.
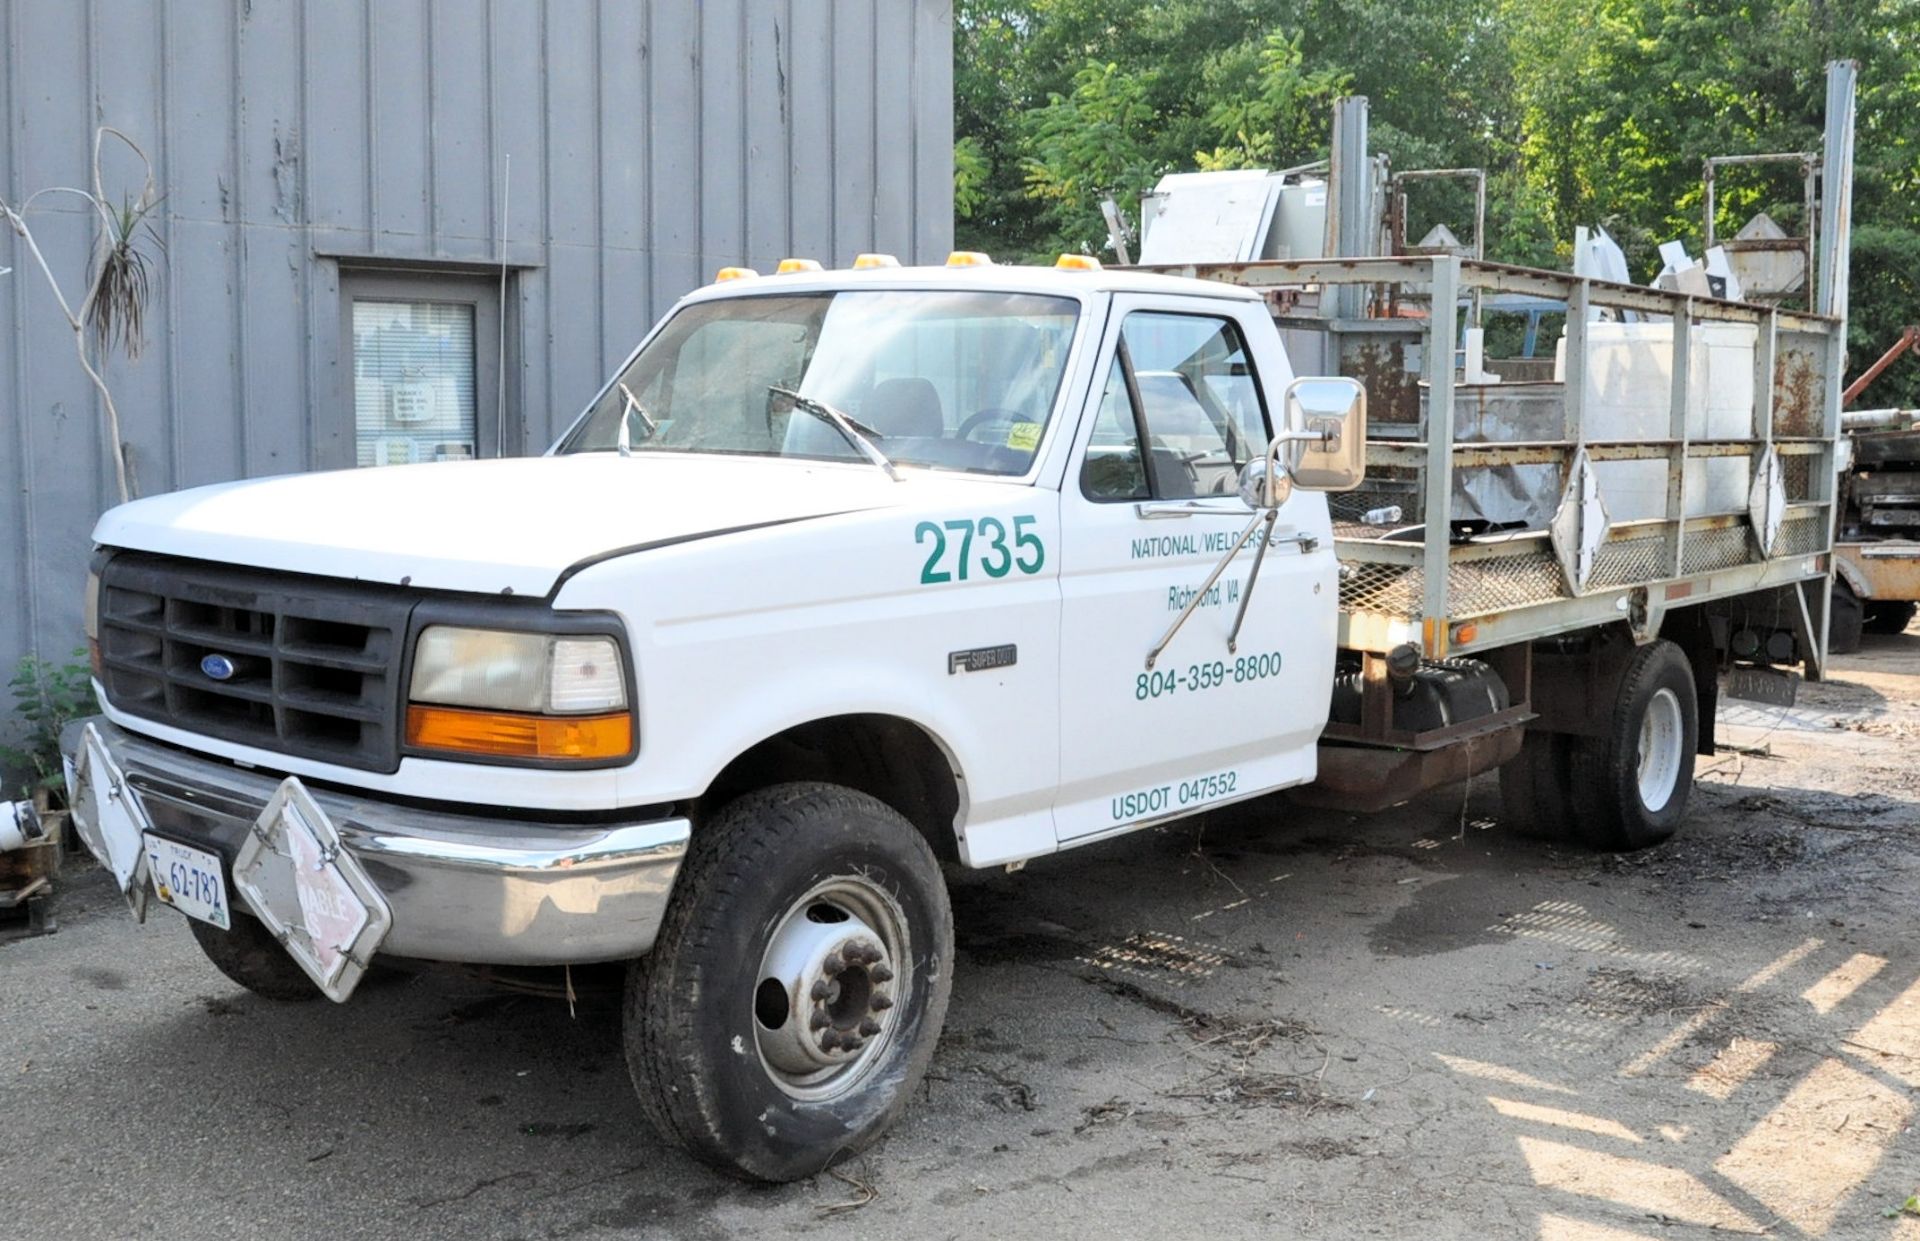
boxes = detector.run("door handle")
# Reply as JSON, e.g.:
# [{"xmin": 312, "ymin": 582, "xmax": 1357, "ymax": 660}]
[{"xmin": 1135, "ymin": 499, "xmax": 1246, "ymax": 520}]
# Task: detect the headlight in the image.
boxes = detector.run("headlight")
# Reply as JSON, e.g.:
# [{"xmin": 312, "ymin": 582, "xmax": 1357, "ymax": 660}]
[{"xmin": 406, "ymin": 626, "xmax": 632, "ymax": 762}]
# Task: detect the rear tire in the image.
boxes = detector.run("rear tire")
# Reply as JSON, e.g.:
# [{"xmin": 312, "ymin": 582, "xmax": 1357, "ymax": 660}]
[
  {"xmin": 1566, "ymin": 640, "xmax": 1697, "ymax": 851},
  {"xmin": 1829, "ymin": 580, "xmax": 1865, "ymax": 654},
  {"xmin": 1864, "ymin": 600, "xmax": 1917, "ymax": 635},
  {"xmin": 1500, "ymin": 731, "xmax": 1577, "ymax": 841},
  {"xmin": 625, "ymin": 782, "xmax": 953, "ymax": 1182},
  {"xmin": 187, "ymin": 912, "xmax": 321, "ymax": 1001}
]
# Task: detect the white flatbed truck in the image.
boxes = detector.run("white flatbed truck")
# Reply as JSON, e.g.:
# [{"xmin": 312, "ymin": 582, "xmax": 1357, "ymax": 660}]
[{"xmin": 53, "ymin": 72, "xmax": 1856, "ymax": 1182}]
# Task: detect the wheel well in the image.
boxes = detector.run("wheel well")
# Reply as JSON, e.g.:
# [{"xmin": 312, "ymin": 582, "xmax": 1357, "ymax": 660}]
[
  {"xmin": 1528, "ymin": 619, "xmax": 1719, "ymax": 757},
  {"xmin": 697, "ymin": 715, "xmax": 964, "ymax": 863},
  {"xmin": 1658, "ymin": 609, "xmax": 1720, "ymax": 757}
]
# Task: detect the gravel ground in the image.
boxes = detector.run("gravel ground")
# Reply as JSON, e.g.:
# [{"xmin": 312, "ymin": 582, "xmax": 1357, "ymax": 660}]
[{"xmin": 5, "ymin": 628, "xmax": 1919, "ymax": 1240}]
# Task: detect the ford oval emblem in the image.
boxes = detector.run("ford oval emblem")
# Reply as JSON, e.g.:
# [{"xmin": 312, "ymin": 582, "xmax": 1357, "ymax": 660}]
[{"xmin": 200, "ymin": 653, "xmax": 238, "ymax": 681}]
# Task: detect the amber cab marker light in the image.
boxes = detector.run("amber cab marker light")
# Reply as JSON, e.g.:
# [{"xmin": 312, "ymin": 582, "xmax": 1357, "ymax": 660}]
[
  {"xmin": 1056, "ymin": 254, "xmax": 1102, "ymax": 271},
  {"xmin": 714, "ymin": 266, "xmax": 759, "ymax": 282},
  {"xmin": 852, "ymin": 253, "xmax": 900, "ymax": 269},
  {"xmin": 945, "ymin": 250, "xmax": 994, "ymax": 267},
  {"xmin": 406, "ymin": 704, "xmax": 632, "ymax": 761},
  {"xmin": 775, "ymin": 257, "xmax": 823, "ymax": 274}
]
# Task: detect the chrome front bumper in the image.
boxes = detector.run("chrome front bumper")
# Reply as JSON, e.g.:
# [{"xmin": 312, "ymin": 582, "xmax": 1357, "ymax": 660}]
[{"xmin": 62, "ymin": 719, "xmax": 689, "ymax": 966}]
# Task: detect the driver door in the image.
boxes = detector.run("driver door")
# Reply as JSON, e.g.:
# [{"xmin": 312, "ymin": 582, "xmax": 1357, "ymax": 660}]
[{"xmin": 1052, "ymin": 297, "xmax": 1336, "ymax": 843}]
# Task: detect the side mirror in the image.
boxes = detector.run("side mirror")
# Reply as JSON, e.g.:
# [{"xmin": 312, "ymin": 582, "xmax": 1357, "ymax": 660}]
[
  {"xmin": 1237, "ymin": 456, "xmax": 1293, "ymax": 511},
  {"xmin": 1284, "ymin": 377, "xmax": 1367, "ymax": 491}
]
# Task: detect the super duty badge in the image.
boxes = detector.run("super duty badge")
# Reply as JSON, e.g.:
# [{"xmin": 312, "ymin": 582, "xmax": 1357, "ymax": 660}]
[{"xmin": 948, "ymin": 645, "xmax": 1017, "ymax": 675}]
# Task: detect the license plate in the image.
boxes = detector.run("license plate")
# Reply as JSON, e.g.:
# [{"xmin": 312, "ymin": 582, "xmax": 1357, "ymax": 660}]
[
  {"xmin": 1726, "ymin": 666, "xmax": 1799, "ymax": 707},
  {"xmin": 144, "ymin": 835, "xmax": 232, "ymax": 930}
]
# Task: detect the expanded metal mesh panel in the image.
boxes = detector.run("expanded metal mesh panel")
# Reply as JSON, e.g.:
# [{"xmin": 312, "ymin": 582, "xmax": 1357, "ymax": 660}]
[
  {"xmin": 1776, "ymin": 513, "xmax": 1828, "ymax": 558},
  {"xmin": 1339, "ymin": 559, "xmax": 1424, "ymax": 617},
  {"xmin": 1589, "ymin": 533, "xmax": 1669, "ymax": 590},
  {"xmin": 1328, "ymin": 465, "xmax": 1419, "ymax": 534},
  {"xmin": 1447, "ymin": 551, "xmax": 1566, "ymax": 616},
  {"xmin": 1782, "ymin": 453, "xmax": 1815, "ymax": 503},
  {"xmin": 1682, "ymin": 525, "xmax": 1754, "ymax": 574}
]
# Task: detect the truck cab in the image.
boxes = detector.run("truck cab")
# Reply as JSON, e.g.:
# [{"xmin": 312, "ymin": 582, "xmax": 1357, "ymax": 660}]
[{"xmin": 65, "ymin": 255, "xmax": 1365, "ymax": 1180}]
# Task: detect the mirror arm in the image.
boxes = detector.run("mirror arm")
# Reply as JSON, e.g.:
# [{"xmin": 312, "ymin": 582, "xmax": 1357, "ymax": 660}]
[
  {"xmin": 1262, "ymin": 428, "xmax": 1334, "ymax": 505},
  {"xmin": 1225, "ymin": 509, "xmax": 1280, "ymax": 654},
  {"xmin": 1144, "ymin": 508, "xmax": 1271, "ymax": 670}
]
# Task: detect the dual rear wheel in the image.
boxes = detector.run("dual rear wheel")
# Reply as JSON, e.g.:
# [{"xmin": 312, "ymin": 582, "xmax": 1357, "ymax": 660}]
[{"xmin": 1501, "ymin": 638, "xmax": 1698, "ymax": 851}]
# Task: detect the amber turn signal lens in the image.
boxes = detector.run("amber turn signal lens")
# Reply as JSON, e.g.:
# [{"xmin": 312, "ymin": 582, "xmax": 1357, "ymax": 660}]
[
  {"xmin": 406, "ymin": 705, "xmax": 632, "ymax": 761},
  {"xmin": 88, "ymin": 638, "xmax": 103, "ymax": 679}
]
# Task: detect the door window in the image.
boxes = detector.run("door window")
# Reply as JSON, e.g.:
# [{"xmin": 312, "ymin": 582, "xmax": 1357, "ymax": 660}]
[
  {"xmin": 1081, "ymin": 312, "xmax": 1270, "ymax": 501},
  {"xmin": 1080, "ymin": 356, "xmax": 1149, "ymax": 500}
]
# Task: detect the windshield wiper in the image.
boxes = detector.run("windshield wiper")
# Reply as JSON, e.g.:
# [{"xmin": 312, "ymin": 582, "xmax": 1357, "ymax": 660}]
[
  {"xmin": 768, "ymin": 385, "xmax": 901, "ymax": 482},
  {"xmin": 615, "ymin": 381, "xmax": 657, "ymax": 457}
]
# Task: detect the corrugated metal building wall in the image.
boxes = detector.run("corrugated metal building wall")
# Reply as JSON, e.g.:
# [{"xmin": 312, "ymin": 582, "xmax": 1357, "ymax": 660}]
[{"xmin": 0, "ymin": 0, "xmax": 954, "ymax": 724}]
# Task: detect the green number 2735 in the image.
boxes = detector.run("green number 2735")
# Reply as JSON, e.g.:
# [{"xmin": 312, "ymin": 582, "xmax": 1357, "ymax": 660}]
[{"xmin": 916, "ymin": 515, "xmax": 1044, "ymax": 584}]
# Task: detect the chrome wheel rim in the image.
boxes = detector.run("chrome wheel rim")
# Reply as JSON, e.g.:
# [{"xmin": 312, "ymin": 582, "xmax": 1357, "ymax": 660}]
[
  {"xmin": 1636, "ymin": 687, "xmax": 1684, "ymax": 813},
  {"xmin": 752, "ymin": 876, "xmax": 910, "ymax": 1102}
]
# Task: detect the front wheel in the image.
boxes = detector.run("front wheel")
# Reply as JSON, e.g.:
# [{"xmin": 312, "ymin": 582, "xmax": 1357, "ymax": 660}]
[
  {"xmin": 188, "ymin": 912, "xmax": 321, "ymax": 1001},
  {"xmin": 1830, "ymin": 580, "xmax": 1865, "ymax": 654},
  {"xmin": 625, "ymin": 783, "xmax": 953, "ymax": 1182},
  {"xmin": 1864, "ymin": 600, "xmax": 1918, "ymax": 635},
  {"xmin": 1566, "ymin": 639, "xmax": 1698, "ymax": 851}
]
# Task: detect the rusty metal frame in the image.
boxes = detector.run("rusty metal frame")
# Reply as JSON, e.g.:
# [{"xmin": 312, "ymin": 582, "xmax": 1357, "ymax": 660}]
[
  {"xmin": 1133, "ymin": 253, "xmax": 1844, "ymax": 669},
  {"xmin": 1388, "ymin": 166, "xmax": 1487, "ymax": 328},
  {"xmin": 1702, "ymin": 150, "xmax": 1819, "ymax": 309},
  {"xmin": 1321, "ymin": 703, "xmax": 1535, "ymax": 753}
]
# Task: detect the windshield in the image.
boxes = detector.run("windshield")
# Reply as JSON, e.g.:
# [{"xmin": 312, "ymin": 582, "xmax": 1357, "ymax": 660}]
[{"xmin": 558, "ymin": 290, "xmax": 1081, "ymax": 476}]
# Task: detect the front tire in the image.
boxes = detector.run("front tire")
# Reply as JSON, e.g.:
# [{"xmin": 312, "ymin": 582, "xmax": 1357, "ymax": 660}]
[
  {"xmin": 625, "ymin": 782, "xmax": 953, "ymax": 1182},
  {"xmin": 1566, "ymin": 640, "xmax": 1698, "ymax": 851},
  {"xmin": 1864, "ymin": 600, "xmax": 1917, "ymax": 635},
  {"xmin": 187, "ymin": 912, "xmax": 321, "ymax": 1001},
  {"xmin": 1829, "ymin": 580, "xmax": 1865, "ymax": 654}
]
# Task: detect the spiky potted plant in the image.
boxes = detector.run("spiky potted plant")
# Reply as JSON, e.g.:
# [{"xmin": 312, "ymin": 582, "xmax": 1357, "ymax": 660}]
[{"xmin": 0, "ymin": 125, "xmax": 163, "ymax": 504}]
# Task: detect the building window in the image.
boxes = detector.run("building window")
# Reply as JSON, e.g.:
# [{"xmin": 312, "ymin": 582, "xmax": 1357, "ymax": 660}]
[
  {"xmin": 340, "ymin": 271, "xmax": 505, "ymax": 467},
  {"xmin": 352, "ymin": 299, "xmax": 477, "ymax": 466}
]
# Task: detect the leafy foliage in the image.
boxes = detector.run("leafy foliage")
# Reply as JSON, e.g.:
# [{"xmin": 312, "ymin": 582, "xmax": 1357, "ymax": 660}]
[
  {"xmin": 956, "ymin": 0, "xmax": 1920, "ymax": 404},
  {"xmin": 2, "ymin": 651, "xmax": 98, "ymax": 803},
  {"xmin": 89, "ymin": 191, "xmax": 165, "ymax": 361}
]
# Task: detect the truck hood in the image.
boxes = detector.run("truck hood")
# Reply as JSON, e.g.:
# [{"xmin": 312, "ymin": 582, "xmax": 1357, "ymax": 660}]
[{"xmin": 93, "ymin": 454, "xmax": 922, "ymax": 596}]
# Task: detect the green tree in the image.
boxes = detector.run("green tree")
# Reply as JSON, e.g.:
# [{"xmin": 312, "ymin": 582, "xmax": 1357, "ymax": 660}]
[
  {"xmin": 956, "ymin": 0, "xmax": 1920, "ymax": 400},
  {"xmin": 1500, "ymin": 0, "xmax": 1920, "ymax": 398}
]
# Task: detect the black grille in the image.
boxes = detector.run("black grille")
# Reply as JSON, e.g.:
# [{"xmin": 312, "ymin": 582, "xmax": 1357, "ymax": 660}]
[{"xmin": 97, "ymin": 552, "xmax": 415, "ymax": 772}]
